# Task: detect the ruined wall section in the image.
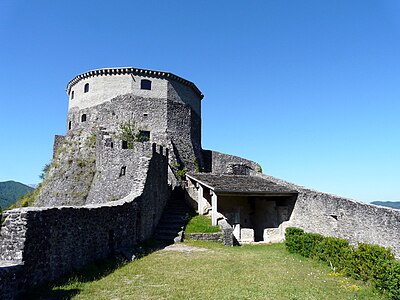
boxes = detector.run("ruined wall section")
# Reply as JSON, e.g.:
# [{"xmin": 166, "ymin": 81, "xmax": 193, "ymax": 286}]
[
  {"xmin": 0, "ymin": 143, "xmax": 169, "ymax": 297},
  {"xmin": 255, "ymin": 173, "xmax": 400, "ymax": 257},
  {"xmin": 202, "ymin": 150, "xmax": 261, "ymax": 174},
  {"xmin": 86, "ymin": 140, "xmax": 154, "ymax": 204},
  {"xmin": 167, "ymin": 101, "xmax": 202, "ymax": 172},
  {"xmin": 35, "ymin": 129, "xmax": 97, "ymax": 207},
  {"xmin": 166, "ymin": 80, "xmax": 203, "ymax": 172},
  {"xmin": 52, "ymin": 135, "xmax": 65, "ymax": 159}
]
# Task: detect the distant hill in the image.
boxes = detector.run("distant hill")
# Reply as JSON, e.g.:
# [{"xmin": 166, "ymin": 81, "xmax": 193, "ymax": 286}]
[
  {"xmin": 0, "ymin": 181, "xmax": 34, "ymax": 209},
  {"xmin": 371, "ymin": 201, "xmax": 400, "ymax": 209}
]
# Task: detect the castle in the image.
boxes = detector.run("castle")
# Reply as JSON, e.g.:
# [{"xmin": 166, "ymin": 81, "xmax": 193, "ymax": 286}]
[{"xmin": 1, "ymin": 67, "xmax": 400, "ymax": 299}]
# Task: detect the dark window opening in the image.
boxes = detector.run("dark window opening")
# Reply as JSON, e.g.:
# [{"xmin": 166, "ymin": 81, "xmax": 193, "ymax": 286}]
[
  {"xmin": 139, "ymin": 130, "xmax": 150, "ymax": 142},
  {"xmin": 110, "ymin": 142, "xmax": 114, "ymax": 148},
  {"xmin": 140, "ymin": 79, "xmax": 152, "ymax": 90},
  {"xmin": 122, "ymin": 140, "xmax": 128, "ymax": 149},
  {"xmin": 71, "ymin": 91, "xmax": 74, "ymax": 99},
  {"xmin": 68, "ymin": 121, "xmax": 72, "ymax": 130},
  {"xmin": 84, "ymin": 83, "xmax": 90, "ymax": 93},
  {"xmin": 120, "ymin": 166, "xmax": 126, "ymax": 177},
  {"xmin": 81, "ymin": 114, "xmax": 87, "ymax": 122}
]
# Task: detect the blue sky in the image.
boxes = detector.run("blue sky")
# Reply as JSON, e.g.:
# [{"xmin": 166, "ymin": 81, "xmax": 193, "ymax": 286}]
[{"xmin": 0, "ymin": 0, "xmax": 399, "ymax": 202}]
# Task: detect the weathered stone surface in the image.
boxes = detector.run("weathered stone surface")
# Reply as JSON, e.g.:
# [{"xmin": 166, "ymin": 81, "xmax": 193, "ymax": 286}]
[
  {"xmin": 185, "ymin": 233, "xmax": 223, "ymax": 242},
  {"xmin": 0, "ymin": 143, "xmax": 168, "ymax": 299},
  {"xmin": 254, "ymin": 173, "xmax": 400, "ymax": 257}
]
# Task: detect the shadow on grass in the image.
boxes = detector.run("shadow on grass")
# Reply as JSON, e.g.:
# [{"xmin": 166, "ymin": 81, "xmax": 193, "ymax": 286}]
[{"xmin": 19, "ymin": 239, "xmax": 171, "ymax": 300}]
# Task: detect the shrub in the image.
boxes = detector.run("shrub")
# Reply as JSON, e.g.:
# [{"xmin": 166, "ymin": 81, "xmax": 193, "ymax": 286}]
[
  {"xmin": 285, "ymin": 227, "xmax": 304, "ymax": 254},
  {"xmin": 285, "ymin": 227, "xmax": 400, "ymax": 299}
]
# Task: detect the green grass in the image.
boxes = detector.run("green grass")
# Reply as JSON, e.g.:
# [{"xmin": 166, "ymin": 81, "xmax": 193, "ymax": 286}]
[
  {"xmin": 29, "ymin": 241, "xmax": 385, "ymax": 300},
  {"xmin": 185, "ymin": 215, "xmax": 221, "ymax": 233}
]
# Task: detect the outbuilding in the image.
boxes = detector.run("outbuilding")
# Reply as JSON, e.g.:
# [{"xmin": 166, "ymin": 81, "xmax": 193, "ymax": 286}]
[{"xmin": 186, "ymin": 173, "xmax": 298, "ymax": 243}]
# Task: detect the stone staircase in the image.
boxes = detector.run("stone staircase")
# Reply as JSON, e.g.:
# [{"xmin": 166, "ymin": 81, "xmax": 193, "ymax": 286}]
[{"xmin": 154, "ymin": 189, "xmax": 192, "ymax": 243}]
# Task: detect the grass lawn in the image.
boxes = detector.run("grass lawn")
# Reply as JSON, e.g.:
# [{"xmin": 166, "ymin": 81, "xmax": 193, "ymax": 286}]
[
  {"xmin": 185, "ymin": 215, "xmax": 221, "ymax": 233},
  {"xmin": 29, "ymin": 241, "xmax": 385, "ymax": 300}
]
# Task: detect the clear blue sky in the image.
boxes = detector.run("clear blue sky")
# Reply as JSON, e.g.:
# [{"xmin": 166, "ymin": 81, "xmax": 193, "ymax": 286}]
[{"xmin": 1, "ymin": 0, "xmax": 399, "ymax": 202}]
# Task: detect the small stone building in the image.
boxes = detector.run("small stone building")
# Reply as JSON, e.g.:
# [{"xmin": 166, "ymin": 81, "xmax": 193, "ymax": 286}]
[{"xmin": 186, "ymin": 173, "xmax": 298, "ymax": 243}]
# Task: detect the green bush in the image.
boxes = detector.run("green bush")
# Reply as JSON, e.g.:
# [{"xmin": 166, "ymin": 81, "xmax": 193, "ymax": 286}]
[
  {"xmin": 285, "ymin": 227, "xmax": 400, "ymax": 299},
  {"xmin": 285, "ymin": 227, "xmax": 304, "ymax": 254},
  {"xmin": 349, "ymin": 243, "xmax": 394, "ymax": 282}
]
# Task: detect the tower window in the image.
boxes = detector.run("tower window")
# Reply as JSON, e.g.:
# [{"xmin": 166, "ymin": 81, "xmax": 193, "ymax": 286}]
[
  {"xmin": 84, "ymin": 83, "xmax": 90, "ymax": 93},
  {"xmin": 81, "ymin": 114, "xmax": 87, "ymax": 122},
  {"xmin": 139, "ymin": 131, "xmax": 150, "ymax": 142},
  {"xmin": 68, "ymin": 121, "xmax": 72, "ymax": 130},
  {"xmin": 140, "ymin": 79, "xmax": 152, "ymax": 90},
  {"xmin": 71, "ymin": 91, "xmax": 74, "ymax": 99},
  {"xmin": 120, "ymin": 166, "xmax": 126, "ymax": 177},
  {"xmin": 122, "ymin": 140, "xmax": 128, "ymax": 149}
]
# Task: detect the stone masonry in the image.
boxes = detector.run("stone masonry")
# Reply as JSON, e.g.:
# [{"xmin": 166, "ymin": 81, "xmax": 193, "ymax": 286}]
[{"xmin": 1, "ymin": 66, "xmax": 400, "ymax": 299}]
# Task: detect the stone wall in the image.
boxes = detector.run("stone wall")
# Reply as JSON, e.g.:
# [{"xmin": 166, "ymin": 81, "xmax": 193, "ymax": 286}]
[
  {"xmin": 185, "ymin": 232, "xmax": 223, "ymax": 243},
  {"xmin": 202, "ymin": 150, "xmax": 261, "ymax": 174},
  {"xmin": 255, "ymin": 173, "xmax": 400, "ymax": 257},
  {"xmin": 0, "ymin": 143, "xmax": 169, "ymax": 299},
  {"xmin": 52, "ymin": 135, "xmax": 65, "ymax": 159}
]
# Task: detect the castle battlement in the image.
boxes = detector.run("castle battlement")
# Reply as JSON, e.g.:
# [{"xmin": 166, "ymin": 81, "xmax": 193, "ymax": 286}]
[{"xmin": 66, "ymin": 67, "xmax": 203, "ymax": 113}]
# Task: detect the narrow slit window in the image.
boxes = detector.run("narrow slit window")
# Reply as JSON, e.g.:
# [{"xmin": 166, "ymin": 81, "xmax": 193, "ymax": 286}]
[
  {"xmin": 84, "ymin": 83, "xmax": 90, "ymax": 93},
  {"xmin": 122, "ymin": 140, "xmax": 128, "ymax": 149},
  {"xmin": 120, "ymin": 166, "xmax": 126, "ymax": 177},
  {"xmin": 68, "ymin": 121, "xmax": 72, "ymax": 130},
  {"xmin": 140, "ymin": 79, "xmax": 152, "ymax": 90},
  {"xmin": 81, "ymin": 114, "xmax": 87, "ymax": 122},
  {"xmin": 71, "ymin": 91, "xmax": 74, "ymax": 99}
]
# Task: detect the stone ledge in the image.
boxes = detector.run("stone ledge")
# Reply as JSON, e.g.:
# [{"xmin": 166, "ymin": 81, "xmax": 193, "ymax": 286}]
[{"xmin": 185, "ymin": 232, "xmax": 223, "ymax": 243}]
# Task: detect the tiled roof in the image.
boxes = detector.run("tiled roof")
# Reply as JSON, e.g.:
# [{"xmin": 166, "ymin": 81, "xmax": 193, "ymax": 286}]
[{"xmin": 187, "ymin": 173, "xmax": 298, "ymax": 194}]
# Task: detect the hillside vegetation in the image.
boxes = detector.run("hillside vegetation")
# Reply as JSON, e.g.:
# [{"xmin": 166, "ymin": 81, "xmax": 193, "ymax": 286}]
[
  {"xmin": 0, "ymin": 181, "xmax": 33, "ymax": 209},
  {"xmin": 28, "ymin": 241, "xmax": 383, "ymax": 300}
]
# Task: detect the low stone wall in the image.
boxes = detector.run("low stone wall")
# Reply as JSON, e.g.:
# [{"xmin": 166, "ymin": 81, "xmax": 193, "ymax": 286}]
[
  {"xmin": 0, "ymin": 143, "xmax": 169, "ymax": 299},
  {"xmin": 185, "ymin": 232, "xmax": 223, "ymax": 242},
  {"xmin": 202, "ymin": 150, "xmax": 261, "ymax": 174},
  {"xmin": 255, "ymin": 173, "xmax": 400, "ymax": 257}
]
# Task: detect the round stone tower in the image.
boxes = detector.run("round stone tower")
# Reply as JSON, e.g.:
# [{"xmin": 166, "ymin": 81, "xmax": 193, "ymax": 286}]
[{"xmin": 66, "ymin": 67, "xmax": 204, "ymax": 171}]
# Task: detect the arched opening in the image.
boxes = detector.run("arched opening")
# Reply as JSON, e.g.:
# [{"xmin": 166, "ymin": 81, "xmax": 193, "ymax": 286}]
[
  {"xmin": 84, "ymin": 83, "xmax": 90, "ymax": 93},
  {"xmin": 140, "ymin": 79, "xmax": 152, "ymax": 90},
  {"xmin": 81, "ymin": 114, "xmax": 87, "ymax": 122}
]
